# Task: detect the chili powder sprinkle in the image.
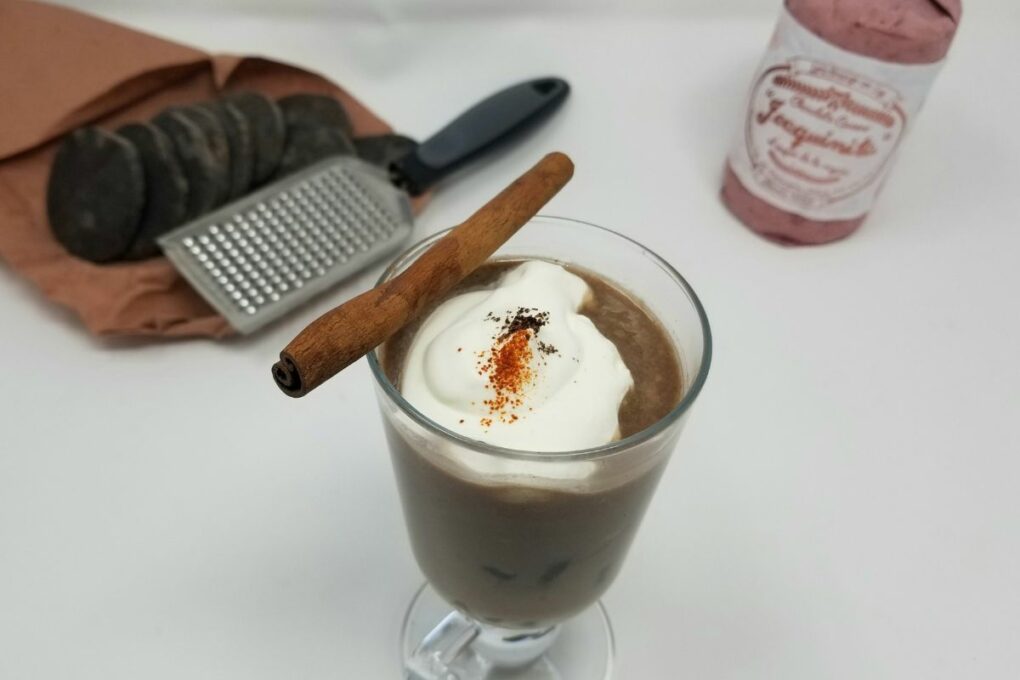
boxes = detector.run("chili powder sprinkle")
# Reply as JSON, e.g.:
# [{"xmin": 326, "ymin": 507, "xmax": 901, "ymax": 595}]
[{"xmin": 473, "ymin": 307, "xmax": 557, "ymax": 427}]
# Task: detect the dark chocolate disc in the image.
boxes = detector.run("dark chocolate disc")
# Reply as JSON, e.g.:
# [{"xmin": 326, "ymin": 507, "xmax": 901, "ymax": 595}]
[
  {"xmin": 224, "ymin": 91, "xmax": 285, "ymax": 185},
  {"xmin": 274, "ymin": 124, "xmax": 356, "ymax": 178},
  {"xmin": 177, "ymin": 105, "xmax": 231, "ymax": 207},
  {"xmin": 152, "ymin": 109, "xmax": 225, "ymax": 219},
  {"xmin": 353, "ymin": 134, "xmax": 417, "ymax": 170},
  {"xmin": 46, "ymin": 126, "xmax": 145, "ymax": 263},
  {"xmin": 278, "ymin": 93, "xmax": 353, "ymax": 137},
  {"xmin": 115, "ymin": 123, "xmax": 189, "ymax": 260},
  {"xmin": 200, "ymin": 100, "xmax": 253, "ymax": 200}
]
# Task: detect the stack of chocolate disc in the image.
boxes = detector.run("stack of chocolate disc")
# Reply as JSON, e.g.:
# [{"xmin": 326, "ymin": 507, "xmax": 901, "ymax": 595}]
[{"xmin": 46, "ymin": 92, "xmax": 416, "ymax": 263}]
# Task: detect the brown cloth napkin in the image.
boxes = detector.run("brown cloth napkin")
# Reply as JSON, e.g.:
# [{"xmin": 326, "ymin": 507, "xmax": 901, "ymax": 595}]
[{"xmin": 0, "ymin": 0, "xmax": 407, "ymax": 339}]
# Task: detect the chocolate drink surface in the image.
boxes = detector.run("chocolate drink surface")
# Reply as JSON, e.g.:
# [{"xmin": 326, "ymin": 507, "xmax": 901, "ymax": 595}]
[{"xmin": 380, "ymin": 259, "xmax": 683, "ymax": 626}]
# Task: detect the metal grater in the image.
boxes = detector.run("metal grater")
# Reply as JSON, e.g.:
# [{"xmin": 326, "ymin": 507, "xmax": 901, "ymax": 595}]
[
  {"xmin": 159, "ymin": 156, "xmax": 414, "ymax": 334},
  {"xmin": 159, "ymin": 77, "xmax": 571, "ymax": 333}
]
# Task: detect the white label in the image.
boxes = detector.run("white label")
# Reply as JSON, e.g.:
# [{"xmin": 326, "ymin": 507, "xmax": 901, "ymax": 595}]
[{"xmin": 728, "ymin": 9, "xmax": 945, "ymax": 221}]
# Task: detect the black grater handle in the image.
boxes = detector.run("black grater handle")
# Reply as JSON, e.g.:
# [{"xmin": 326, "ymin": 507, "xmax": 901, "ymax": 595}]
[{"xmin": 391, "ymin": 77, "xmax": 570, "ymax": 196}]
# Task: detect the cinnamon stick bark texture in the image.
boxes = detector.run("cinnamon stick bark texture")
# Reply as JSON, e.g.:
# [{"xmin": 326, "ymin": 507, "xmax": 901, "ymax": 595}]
[{"xmin": 272, "ymin": 151, "xmax": 574, "ymax": 398}]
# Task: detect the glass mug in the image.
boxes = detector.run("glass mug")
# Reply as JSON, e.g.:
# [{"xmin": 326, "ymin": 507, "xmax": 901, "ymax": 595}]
[{"xmin": 369, "ymin": 217, "xmax": 712, "ymax": 679}]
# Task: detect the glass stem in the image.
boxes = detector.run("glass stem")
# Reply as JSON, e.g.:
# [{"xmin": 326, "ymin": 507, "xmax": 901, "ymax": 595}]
[{"xmin": 406, "ymin": 610, "xmax": 560, "ymax": 679}]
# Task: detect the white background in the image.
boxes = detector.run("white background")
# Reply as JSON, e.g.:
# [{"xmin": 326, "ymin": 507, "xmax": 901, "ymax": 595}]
[
  {"xmin": 49, "ymin": 0, "xmax": 784, "ymax": 19},
  {"xmin": 3, "ymin": 1, "xmax": 1019, "ymax": 678}
]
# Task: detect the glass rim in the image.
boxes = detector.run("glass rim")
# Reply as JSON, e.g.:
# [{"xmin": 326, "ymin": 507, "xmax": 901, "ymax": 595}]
[{"xmin": 367, "ymin": 215, "xmax": 712, "ymax": 462}]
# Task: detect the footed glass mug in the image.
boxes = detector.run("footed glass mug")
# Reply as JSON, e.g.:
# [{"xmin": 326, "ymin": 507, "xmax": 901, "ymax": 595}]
[{"xmin": 369, "ymin": 217, "xmax": 712, "ymax": 679}]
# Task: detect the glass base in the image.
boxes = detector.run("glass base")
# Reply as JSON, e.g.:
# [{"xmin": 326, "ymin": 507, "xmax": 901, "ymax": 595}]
[{"xmin": 400, "ymin": 583, "xmax": 614, "ymax": 680}]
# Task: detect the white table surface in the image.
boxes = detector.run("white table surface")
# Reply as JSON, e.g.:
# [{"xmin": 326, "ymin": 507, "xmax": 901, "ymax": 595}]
[{"xmin": 3, "ymin": 4, "xmax": 1019, "ymax": 679}]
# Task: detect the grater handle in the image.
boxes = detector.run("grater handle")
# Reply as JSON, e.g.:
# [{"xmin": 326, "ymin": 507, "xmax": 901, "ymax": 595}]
[{"xmin": 392, "ymin": 77, "xmax": 570, "ymax": 196}]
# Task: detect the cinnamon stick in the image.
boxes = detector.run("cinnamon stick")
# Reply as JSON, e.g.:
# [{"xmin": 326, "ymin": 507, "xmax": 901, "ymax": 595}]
[{"xmin": 272, "ymin": 151, "xmax": 574, "ymax": 398}]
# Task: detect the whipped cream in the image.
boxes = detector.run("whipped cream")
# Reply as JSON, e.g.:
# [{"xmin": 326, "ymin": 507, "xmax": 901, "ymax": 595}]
[{"xmin": 400, "ymin": 260, "xmax": 634, "ymax": 452}]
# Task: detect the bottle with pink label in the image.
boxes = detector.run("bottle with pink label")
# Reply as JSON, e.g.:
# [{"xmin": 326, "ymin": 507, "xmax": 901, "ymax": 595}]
[{"xmin": 722, "ymin": 0, "xmax": 962, "ymax": 245}]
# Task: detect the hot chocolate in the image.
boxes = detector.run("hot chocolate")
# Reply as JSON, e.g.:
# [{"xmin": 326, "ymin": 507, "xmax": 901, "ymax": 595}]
[{"xmin": 379, "ymin": 258, "xmax": 683, "ymax": 626}]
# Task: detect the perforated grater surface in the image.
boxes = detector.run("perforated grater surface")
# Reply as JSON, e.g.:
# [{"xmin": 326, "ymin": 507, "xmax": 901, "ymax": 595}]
[{"xmin": 159, "ymin": 156, "xmax": 414, "ymax": 334}]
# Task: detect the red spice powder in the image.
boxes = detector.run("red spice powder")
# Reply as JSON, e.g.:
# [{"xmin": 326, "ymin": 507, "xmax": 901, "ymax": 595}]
[
  {"xmin": 470, "ymin": 307, "xmax": 559, "ymax": 428},
  {"xmin": 475, "ymin": 327, "xmax": 535, "ymax": 425}
]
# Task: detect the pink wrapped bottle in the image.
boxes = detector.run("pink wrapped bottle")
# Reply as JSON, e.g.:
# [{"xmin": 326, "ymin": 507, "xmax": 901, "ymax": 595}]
[{"xmin": 722, "ymin": 0, "xmax": 962, "ymax": 245}]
